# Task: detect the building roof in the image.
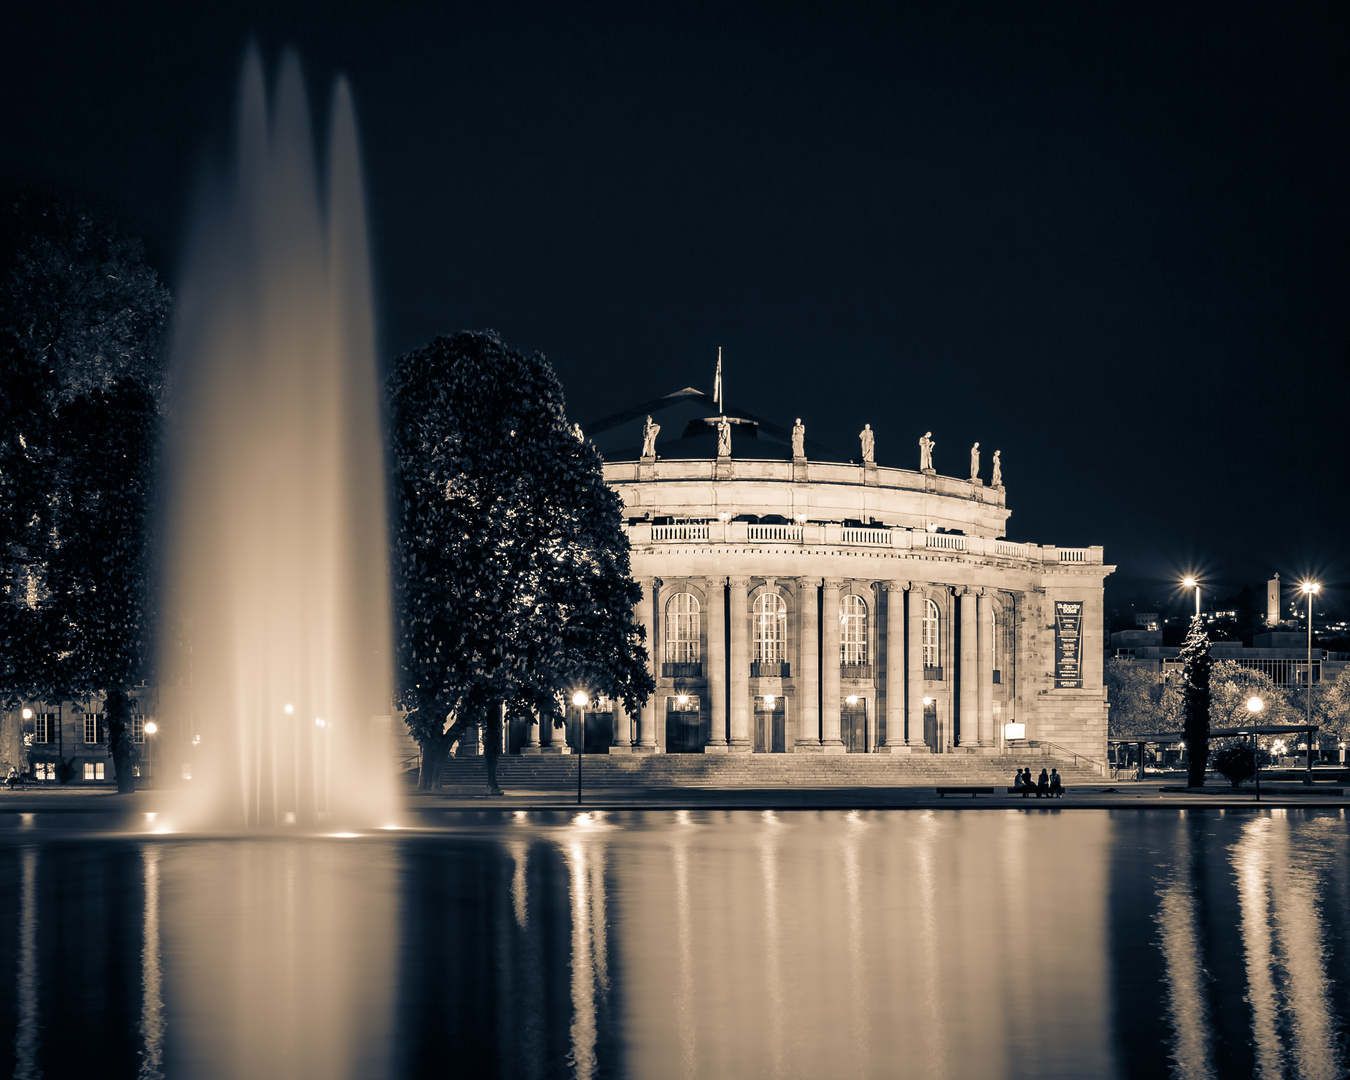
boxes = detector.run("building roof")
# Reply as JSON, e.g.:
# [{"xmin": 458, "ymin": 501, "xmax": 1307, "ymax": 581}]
[{"xmin": 582, "ymin": 387, "xmax": 849, "ymax": 464}]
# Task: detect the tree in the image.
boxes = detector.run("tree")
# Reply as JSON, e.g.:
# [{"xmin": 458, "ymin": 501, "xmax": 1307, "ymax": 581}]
[
  {"xmin": 1180, "ymin": 615, "xmax": 1212, "ymax": 786},
  {"xmin": 1105, "ymin": 658, "xmax": 1163, "ymax": 737},
  {"xmin": 1208, "ymin": 661, "xmax": 1295, "ymax": 729},
  {"xmin": 0, "ymin": 189, "xmax": 169, "ymax": 792},
  {"xmin": 388, "ymin": 331, "xmax": 654, "ymax": 793}
]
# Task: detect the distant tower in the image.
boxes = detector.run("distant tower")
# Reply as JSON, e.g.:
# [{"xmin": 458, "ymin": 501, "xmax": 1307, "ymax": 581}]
[{"xmin": 1266, "ymin": 573, "xmax": 1280, "ymax": 626}]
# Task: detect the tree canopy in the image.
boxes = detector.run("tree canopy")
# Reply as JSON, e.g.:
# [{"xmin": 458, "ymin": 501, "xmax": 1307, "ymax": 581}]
[
  {"xmin": 0, "ymin": 189, "xmax": 169, "ymax": 790},
  {"xmin": 388, "ymin": 330, "xmax": 653, "ymax": 790}
]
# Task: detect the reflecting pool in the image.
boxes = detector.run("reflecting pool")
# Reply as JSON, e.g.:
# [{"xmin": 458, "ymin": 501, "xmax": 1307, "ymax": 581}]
[{"xmin": 0, "ymin": 809, "xmax": 1346, "ymax": 1078}]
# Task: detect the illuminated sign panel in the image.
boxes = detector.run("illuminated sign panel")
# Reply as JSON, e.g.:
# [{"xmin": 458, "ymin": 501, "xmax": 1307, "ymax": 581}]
[{"xmin": 1054, "ymin": 601, "xmax": 1083, "ymax": 688}]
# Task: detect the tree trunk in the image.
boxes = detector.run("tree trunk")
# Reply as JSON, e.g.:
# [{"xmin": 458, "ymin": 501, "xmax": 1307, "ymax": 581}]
[
  {"xmin": 417, "ymin": 729, "xmax": 452, "ymax": 791},
  {"xmin": 484, "ymin": 703, "xmax": 504, "ymax": 796},
  {"xmin": 104, "ymin": 687, "xmax": 137, "ymax": 794},
  {"xmin": 1184, "ymin": 727, "xmax": 1209, "ymax": 787}
]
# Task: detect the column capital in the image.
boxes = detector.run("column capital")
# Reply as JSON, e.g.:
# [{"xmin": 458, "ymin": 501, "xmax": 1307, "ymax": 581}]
[
  {"xmin": 884, "ymin": 579, "xmax": 911, "ymax": 593},
  {"xmin": 797, "ymin": 577, "xmax": 820, "ymax": 594},
  {"xmin": 727, "ymin": 575, "xmax": 751, "ymax": 590},
  {"xmin": 822, "ymin": 577, "xmax": 844, "ymax": 591}
]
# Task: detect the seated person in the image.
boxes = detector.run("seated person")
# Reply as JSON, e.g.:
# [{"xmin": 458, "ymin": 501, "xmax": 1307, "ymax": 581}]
[
  {"xmin": 1049, "ymin": 768, "xmax": 1063, "ymax": 797},
  {"xmin": 1036, "ymin": 768, "xmax": 1050, "ymax": 796}
]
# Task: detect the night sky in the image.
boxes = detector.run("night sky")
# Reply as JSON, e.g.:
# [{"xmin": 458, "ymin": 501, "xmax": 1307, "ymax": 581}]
[{"xmin": 4, "ymin": 1, "xmax": 1347, "ymax": 611}]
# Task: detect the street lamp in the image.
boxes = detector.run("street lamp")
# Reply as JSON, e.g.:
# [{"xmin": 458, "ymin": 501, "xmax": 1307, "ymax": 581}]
[
  {"xmin": 572, "ymin": 691, "xmax": 589, "ymax": 804},
  {"xmin": 1300, "ymin": 580, "xmax": 1320, "ymax": 785},
  {"xmin": 144, "ymin": 720, "xmax": 158, "ymax": 786},
  {"xmin": 1245, "ymin": 696, "xmax": 1263, "ymax": 802},
  {"xmin": 1182, "ymin": 577, "xmax": 1201, "ymax": 619}
]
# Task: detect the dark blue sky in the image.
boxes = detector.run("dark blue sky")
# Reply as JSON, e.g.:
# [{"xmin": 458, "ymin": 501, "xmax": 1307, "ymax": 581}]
[{"xmin": 4, "ymin": 1, "xmax": 1347, "ymax": 610}]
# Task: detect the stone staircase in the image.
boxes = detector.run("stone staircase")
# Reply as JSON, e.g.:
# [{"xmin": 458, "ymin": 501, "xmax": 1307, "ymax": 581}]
[{"xmin": 435, "ymin": 752, "xmax": 1104, "ymax": 791}]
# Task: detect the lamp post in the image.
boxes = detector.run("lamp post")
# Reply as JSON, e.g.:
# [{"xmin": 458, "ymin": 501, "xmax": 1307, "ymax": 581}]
[
  {"xmin": 1245, "ymin": 696, "xmax": 1263, "ymax": 803},
  {"xmin": 143, "ymin": 720, "xmax": 158, "ymax": 786},
  {"xmin": 1300, "ymin": 580, "xmax": 1320, "ymax": 785},
  {"xmin": 572, "ymin": 691, "xmax": 589, "ymax": 804},
  {"xmin": 1182, "ymin": 577, "xmax": 1201, "ymax": 619}
]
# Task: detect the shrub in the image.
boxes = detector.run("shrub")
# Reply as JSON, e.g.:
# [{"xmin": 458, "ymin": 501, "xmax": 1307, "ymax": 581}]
[{"xmin": 1212, "ymin": 742, "xmax": 1256, "ymax": 788}]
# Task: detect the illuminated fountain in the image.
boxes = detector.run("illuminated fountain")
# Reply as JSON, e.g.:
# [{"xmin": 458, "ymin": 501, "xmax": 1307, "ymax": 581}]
[{"xmin": 162, "ymin": 47, "xmax": 395, "ymax": 829}]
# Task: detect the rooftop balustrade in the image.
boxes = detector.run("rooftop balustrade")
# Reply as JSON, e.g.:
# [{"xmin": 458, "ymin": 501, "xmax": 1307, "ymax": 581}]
[{"xmin": 623, "ymin": 519, "xmax": 1104, "ymax": 565}]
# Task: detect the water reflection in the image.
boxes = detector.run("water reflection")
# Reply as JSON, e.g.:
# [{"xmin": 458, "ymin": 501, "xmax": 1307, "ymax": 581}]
[{"xmin": 0, "ymin": 810, "xmax": 1348, "ymax": 1077}]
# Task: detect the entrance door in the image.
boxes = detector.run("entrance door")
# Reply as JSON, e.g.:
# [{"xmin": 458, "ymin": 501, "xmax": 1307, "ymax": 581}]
[
  {"xmin": 665, "ymin": 697, "xmax": 701, "ymax": 754},
  {"xmin": 753, "ymin": 701, "xmax": 787, "ymax": 753},
  {"xmin": 924, "ymin": 701, "xmax": 940, "ymax": 753},
  {"xmin": 842, "ymin": 700, "xmax": 867, "ymax": 753}
]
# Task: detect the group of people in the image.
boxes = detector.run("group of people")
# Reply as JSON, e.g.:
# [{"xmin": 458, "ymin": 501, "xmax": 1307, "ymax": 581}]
[{"xmin": 1014, "ymin": 767, "xmax": 1063, "ymax": 798}]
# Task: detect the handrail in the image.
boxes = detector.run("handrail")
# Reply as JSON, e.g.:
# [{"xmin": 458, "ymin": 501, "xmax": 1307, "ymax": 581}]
[{"xmin": 1033, "ymin": 740, "xmax": 1107, "ymax": 774}]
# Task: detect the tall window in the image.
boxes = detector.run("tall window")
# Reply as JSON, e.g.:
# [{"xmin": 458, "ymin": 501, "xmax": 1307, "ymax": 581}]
[
  {"xmin": 132, "ymin": 714, "xmax": 147, "ymax": 744},
  {"xmin": 33, "ymin": 712, "xmax": 53, "ymax": 744},
  {"xmin": 665, "ymin": 593, "xmax": 701, "ymax": 664},
  {"xmin": 841, "ymin": 594, "xmax": 868, "ymax": 664},
  {"xmin": 84, "ymin": 711, "xmax": 104, "ymax": 745},
  {"xmin": 753, "ymin": 593, "xmax": 787, "ymax": 663},
  {"xmin": 922, "ymin": 598, "xmax": 941, "ymax": 668}
]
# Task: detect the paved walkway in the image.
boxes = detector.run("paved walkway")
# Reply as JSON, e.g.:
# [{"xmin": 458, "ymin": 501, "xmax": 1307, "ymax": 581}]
[{"xmin": 0, "ymin": 782, "xmax": 1345, "ymax": 816}]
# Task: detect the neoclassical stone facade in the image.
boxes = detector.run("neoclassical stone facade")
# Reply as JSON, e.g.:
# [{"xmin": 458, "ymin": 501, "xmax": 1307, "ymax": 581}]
[{"xmin": 580, "ymin": 453, "xmax": 1113, "ymax": 762}]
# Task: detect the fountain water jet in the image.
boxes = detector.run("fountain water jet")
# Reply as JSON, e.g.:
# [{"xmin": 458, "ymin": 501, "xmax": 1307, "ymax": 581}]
[{"xmin": 162, "ymin": 47, "xmax": 395, "ymax": 829}]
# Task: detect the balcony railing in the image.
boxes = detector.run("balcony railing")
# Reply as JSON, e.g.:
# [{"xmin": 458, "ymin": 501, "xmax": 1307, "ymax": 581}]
[
  {"xmin": 994, "ymin": 540, "xmax": 1026, "ymax": 559},
  {"xmin": 840, "ymin": 663, "xmax": 873, "ymax": 680},
  {"xmin": 662, "ymin": 662, "xmax": 703, "ymax": 679},
  {"xmin": 841, "ymin": 528, "xmax": 890, "ymax": 545},
  {"xmin": 651, "ymin": 523, "xmax": 709, "ymax": 541},
  {"xmin": 923, "ymin": 665, "xmax": 944, "ymax": 681},
  {"xmin": 746, "ymin": 524, "xmax": 803, "ymax": 542},
  {"xmin": 750, "ymin": 660, "xmax": 791, "ymax": 678},
  {"xmin": 923, "ymin": 533, "xmax": 967, "ymax": 551}
]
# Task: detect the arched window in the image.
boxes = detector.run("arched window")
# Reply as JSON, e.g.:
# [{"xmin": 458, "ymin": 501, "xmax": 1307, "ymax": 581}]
[
  {"xmin": 922, "ymin": 598, "xmax": 941, "ymax": 668},
  {"xmin": 665, "ymin": 592, "xmax": 701, "ymax": 664},
  {"xmin": 753, "ymin": 592, "xmax": 787, "ymax": 663},
  {"xmin": 841, "ymin": 594, "xmax": 868, "ymax": 665}
]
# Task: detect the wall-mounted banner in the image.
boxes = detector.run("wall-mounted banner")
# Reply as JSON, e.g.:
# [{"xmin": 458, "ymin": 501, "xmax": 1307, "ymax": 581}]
[{"xmin": 1054, "ymin": 601, "xmax": 1084, "ymax": 688}]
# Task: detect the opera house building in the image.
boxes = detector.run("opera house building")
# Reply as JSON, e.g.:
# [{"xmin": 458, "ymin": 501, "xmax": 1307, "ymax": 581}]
[{"xmin": 567, "ymin": 387, "xmax": 1113, "ymax": 765}]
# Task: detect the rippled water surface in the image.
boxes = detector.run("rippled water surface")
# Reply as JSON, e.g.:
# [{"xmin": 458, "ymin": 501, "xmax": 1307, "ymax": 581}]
[{"xmin": 0, "ymin": 809, "xmax": 1347, "ymax": 1079}]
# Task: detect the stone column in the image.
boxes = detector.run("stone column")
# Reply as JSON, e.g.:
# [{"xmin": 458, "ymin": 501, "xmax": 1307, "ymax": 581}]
[
  {"xmin": 907, "ymin": 589, "xmax": 928, "ymax": 750},
  {"xmin": 638, "ymin": 579, "xmax": 659, "ymax": 751},
  {"xmin": 706, "ymin": 577, "xmax": 728, "ymax": 753},
  {"xmin": 520, "ymin": 709, "xmax": 541, "ymax": 754},
  {"xmin": 959, "ymin": 589, "xmax": 978, "ymax": 750},
  {"xmin": 795, "ymin": 579, "xmax": 821, "ymax": 750},
  {"xmin": 820, "ymin": 579, "xmax": 845, "ymax": 752},
  {"xmin": 609, "ymin": 699, "xmax": 631, "ymax": 754},
  {"xmin": 977, "ymin": 591, "xmax": 995, "ymax": 748},
  {"xmin": 880, "ymin": 581, "xmax": 908, "ymax": 753},
  {"xmin": 728, "ymin": 576, "xmax": 752, "ymax": 750}
]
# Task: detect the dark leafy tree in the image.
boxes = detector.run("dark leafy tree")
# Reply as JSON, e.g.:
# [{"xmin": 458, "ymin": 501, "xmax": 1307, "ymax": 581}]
[
  {"xmin": 1180, "ymin": 615, "xmax": 1212, "ymax": 786},
  {"xmin": 0, "ymin": 189, "xmax": 170, "ymax": 792},
  {"xmin": 389, "ymin": 331, "xmax": 654, "ymax": 793}
]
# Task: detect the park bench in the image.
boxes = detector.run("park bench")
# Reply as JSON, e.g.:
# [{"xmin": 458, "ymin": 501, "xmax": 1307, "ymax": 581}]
[
  {"xmin": 1006, "ymin": 786, "xmax": 1067, "ymax": 797},
  {"xmin": 935, "ymin": 786, "xmax": 995, "ymax": 797}
]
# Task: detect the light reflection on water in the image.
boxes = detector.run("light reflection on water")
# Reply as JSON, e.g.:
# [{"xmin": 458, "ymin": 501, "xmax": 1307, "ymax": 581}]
[{"xmin": 0, "ymin": 809, "xmax": 1347, "ymax": 1078}]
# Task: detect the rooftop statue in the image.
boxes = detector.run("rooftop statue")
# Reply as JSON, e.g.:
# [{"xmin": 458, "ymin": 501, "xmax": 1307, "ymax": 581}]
[
  {"xmin": 970, "ymin": 442, "xmax": 980, "ymax": 482},
  {"xmin": 859, "ymin": 423, "xmax": 875, "ymax": 464},
  {"xmin": 992, "ymin": 450, "xmax": 1002, "ymax": 487},
  {"xmin": 717, "ymin": 415, "xmax": 731, "ymax": 457},
  {"xmin": 792, "ymin": 418, "xmax": 805, "ymax": 459},
  {"xmin": 919, "ymin": 431, "xmax": 935, "ymax": 471},
  {"xmin": 572, "ymin": 422, "xmax": 585, "ymax": 442},
  {"xmin": 641, "ymin": 415, "xmax": 659, "ymax": 457}
]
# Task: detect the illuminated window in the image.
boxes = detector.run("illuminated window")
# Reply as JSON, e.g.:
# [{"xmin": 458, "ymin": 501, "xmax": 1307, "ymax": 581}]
[
  {"xmin": 841, "ymin": 594, "xmax": 868, "ymax": 664},
  {"xmin": 754, "ymin": 593, "xmax": 787, "ymax": 663},
  {"xmin": 34, "ymin": 763, "xmax": 54, "ymax": 781},
  {"xmin": 132, "ymin": 714, "xmax": 146, "ymax": 744},
  {"xmin": 83, "ymin": 762, "xmax": 105, "ymax": 781},
  {"xmin": 922, "ymin": 599, "xmax": 941, "ymax": 668},
  {"xmin": 665, "ymin": 593, "xmax": 701, "ymax": 664}
]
